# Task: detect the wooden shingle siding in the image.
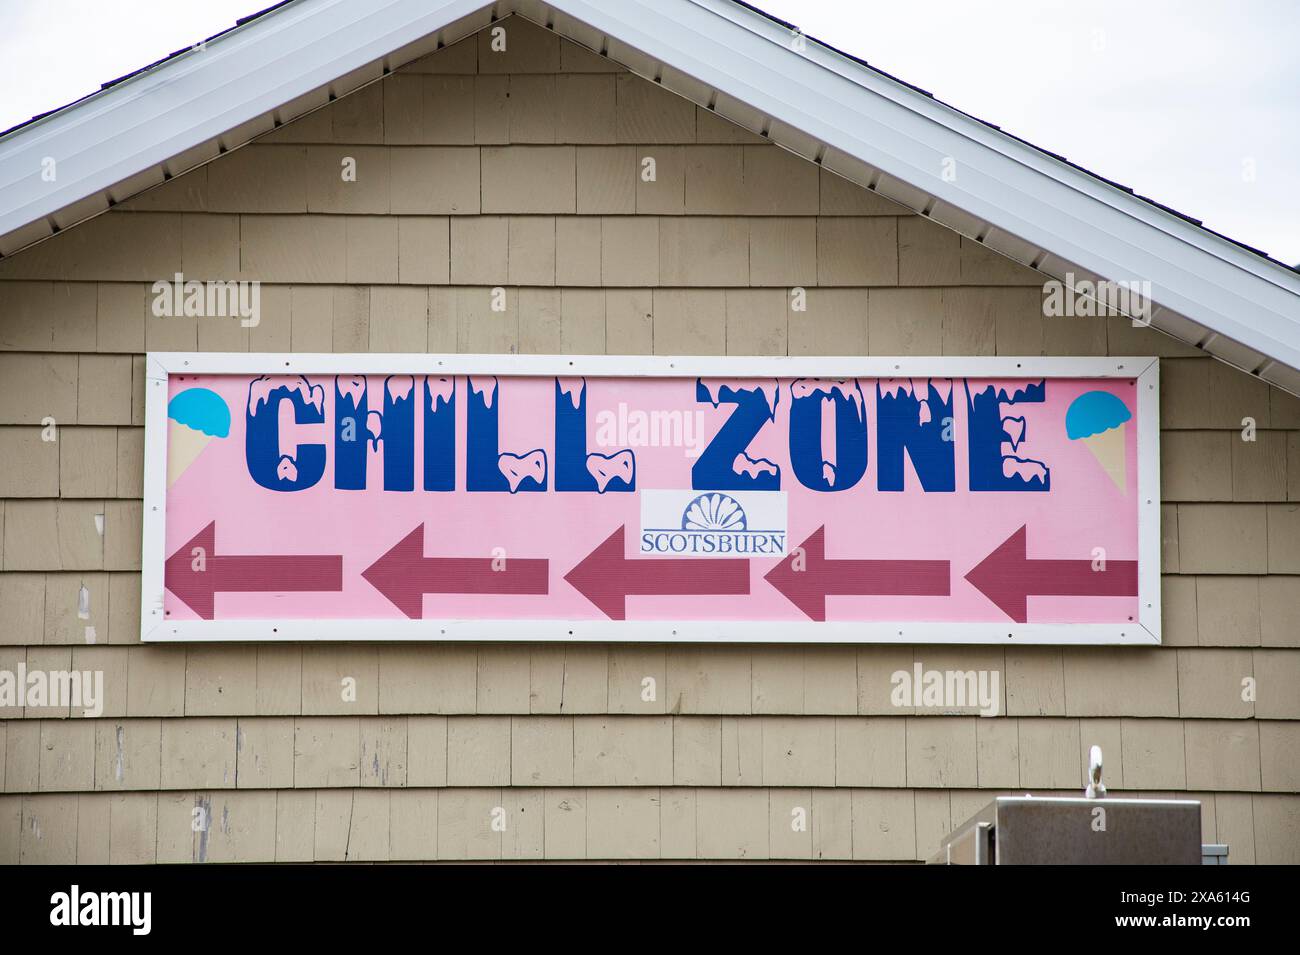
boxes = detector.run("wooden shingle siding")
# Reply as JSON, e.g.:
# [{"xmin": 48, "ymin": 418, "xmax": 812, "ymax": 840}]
[
  {"xmin": 3, "ymin": 787, "xmax": 1299, "ymax": 863},
  {"xmin": 0, "ymin": 645, "xmax": 1282, "ymax": 717},
  {"xmin": 0, "ymin": 16, "xmax": 1296, "ymax": 862}
]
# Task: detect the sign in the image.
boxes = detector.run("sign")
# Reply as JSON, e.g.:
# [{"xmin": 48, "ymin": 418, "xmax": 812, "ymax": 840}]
[{"xmin": 141, "ymin": 355, "xmax": 1160, "ymax": 643}]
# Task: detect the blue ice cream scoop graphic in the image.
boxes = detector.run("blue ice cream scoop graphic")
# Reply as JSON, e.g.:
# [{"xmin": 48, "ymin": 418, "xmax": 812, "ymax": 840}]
[
  {"xmin": 1066, "ymin": 390, "xmax": 1132, "ymax": 492},
  {"xmin": 167, "ymin": 387, "xmax": 230, "ymax": 486}
]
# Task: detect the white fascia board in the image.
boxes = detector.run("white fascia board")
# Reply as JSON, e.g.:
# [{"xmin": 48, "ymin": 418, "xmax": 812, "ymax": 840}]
[
  {"xmin": 549, "ymin": 0, "xmax": 1300, "ymax": 372},
  {"xmin": 0, "ymin": 0, "xmax": 489, "ymax": 238},
  {"xmin": 1, "ymin": 0, "xmax": 1296, "ymax": 375}
]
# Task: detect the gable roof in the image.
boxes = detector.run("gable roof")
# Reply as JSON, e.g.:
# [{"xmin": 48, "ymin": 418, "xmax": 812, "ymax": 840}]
[{"xmin": 2, "ymin": 0, "xmax": 1298, "ymax": 392}]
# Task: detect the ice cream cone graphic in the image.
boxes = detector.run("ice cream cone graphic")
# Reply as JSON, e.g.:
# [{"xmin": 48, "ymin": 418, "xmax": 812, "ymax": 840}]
[
  {"xmin": 167, "ymin": 387, "xmax": 231, "ymax": 487},
  {"xmin": 1066, "ymin": 390, "xmax": 1132, "ymax": 494},
  {"xmin": 168, "ymin": 419, "xmax": 213, "ymax": 486},
  {"xmin": 1080, "ymin": 423, "xmax": 1126, "ymax": 491}
]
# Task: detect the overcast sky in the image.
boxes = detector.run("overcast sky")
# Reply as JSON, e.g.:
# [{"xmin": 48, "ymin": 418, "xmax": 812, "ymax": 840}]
[{"xmin": 1, "ymin": 0, "xmax": 1295, "ymax": 263}]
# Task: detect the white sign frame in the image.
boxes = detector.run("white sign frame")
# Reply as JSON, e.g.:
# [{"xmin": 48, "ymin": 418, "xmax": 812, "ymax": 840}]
[{"xmin": 141, "ymin": 353, "xmax": 1161, "ymax": 645}]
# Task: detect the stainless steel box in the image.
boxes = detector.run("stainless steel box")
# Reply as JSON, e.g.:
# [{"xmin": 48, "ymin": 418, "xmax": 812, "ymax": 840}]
[{"xmin": 932, "ymin": 796, "xmax": 1204, "ymax": 865}]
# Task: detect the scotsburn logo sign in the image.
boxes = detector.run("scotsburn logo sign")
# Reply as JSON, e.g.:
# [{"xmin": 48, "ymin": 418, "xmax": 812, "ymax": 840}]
[{"xmin": 639, "ymin": 490, "xmax": 788, "ymax": 557}]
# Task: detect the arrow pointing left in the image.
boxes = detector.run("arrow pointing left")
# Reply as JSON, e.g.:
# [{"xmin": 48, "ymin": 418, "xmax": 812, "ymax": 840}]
[
  {"xmin": 362, "ymin": 524, "xmax": 550, "ymax": 619},
  {"xmin": 564, "ymin": 525, "xmax": 750, "ymax": 620},
  {"xmin": 165, "ymin": 521, "xmax": 344, "ymax": 619},
  {"xmin": 765, "ymin": 526, "xmax": 950, "ymax": 621},
  {"xmin": 965, "ymin": 524, "xmax": 1138, "ymax": 623}
]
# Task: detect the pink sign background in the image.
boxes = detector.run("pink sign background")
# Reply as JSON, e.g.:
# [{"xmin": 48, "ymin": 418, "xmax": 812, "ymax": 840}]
[{"xmin": 162, "ymin": 374, "xmax": 1140, "ymax": 626}]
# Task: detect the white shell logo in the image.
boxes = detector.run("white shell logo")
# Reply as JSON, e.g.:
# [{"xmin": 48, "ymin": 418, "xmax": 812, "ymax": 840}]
[
  {"xmin": 682, "ymin": 493, "xmax": 746, "ymax": 531},
  {"xmin": 640, "ymin": 490, "xmax": 787, "ymax": 557}
]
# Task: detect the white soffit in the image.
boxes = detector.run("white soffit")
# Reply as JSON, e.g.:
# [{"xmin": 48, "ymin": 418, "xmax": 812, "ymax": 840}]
[
  {"xmin": 1, "ymin": 0, "xmax": 1297, "ymax": 391},
  {"xmin": 0, "ymin": 0, "xmax": 495, "ymax": 251}
]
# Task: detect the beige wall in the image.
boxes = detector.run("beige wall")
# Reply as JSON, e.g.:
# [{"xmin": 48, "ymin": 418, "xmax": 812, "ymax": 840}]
[{"xmin": 0, "ymin": 16, "xmax": 1297, "ymax": 863}]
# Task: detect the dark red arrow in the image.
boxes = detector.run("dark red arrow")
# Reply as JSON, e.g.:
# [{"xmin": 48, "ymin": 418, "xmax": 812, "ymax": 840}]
[
  {"xmin": 165, "ymin": 521, "xmax": 343, "ymax": 619},
  {"xmin": 362, "ymin": 524, "xmax": 549, "ymax": 618},
  {"xmin": 965, "ymin": 524, "xmax": 1138, "ymax": 622},
  {"xmin": 565, "ymin": 525, "xmax": 750, "ymax": 620},
  {"xmin": 764, "ymin": 526, "xmax": 950, "ymax": 621}
]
